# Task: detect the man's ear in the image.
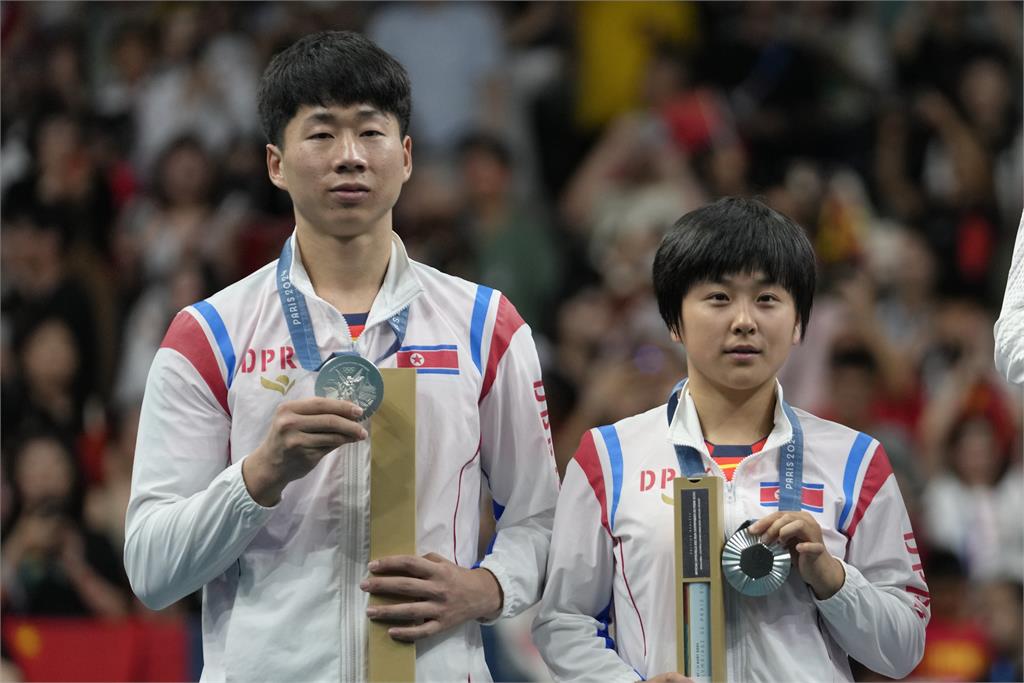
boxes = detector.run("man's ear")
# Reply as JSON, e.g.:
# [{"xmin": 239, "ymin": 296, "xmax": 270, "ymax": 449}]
[
  {"xmin": 401, "ymin": 135, "xmax": 413, "ymax": 183},
  {"xmin": 266, "ymin": 144, "xmax": 288, "ymax": 191},
  {"xmin": 792, "ymin": 321, "xmax": 802, "ymax": 345},
  {"xmin": 671, "ymin": 324, "xmax": 683, "ymax": 344}
]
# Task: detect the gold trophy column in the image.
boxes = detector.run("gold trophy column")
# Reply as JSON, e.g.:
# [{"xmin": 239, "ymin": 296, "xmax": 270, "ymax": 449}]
[
  {"xmin": 674, "ymin": 476, "xmax": 727, "ymax": 682},
  {"xmin": 368, "ymin": 368, "xmax": 417, "ymax": 682}
]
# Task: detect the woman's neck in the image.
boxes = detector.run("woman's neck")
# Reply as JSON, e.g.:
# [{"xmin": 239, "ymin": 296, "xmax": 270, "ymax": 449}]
[{"xmin": 688, "ymin": 374, "xmax": 777, "ymax": 445}]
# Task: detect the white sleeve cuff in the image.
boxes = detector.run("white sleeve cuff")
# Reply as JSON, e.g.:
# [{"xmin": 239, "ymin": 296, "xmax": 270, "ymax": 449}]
[
  {"xmin": 476, "ymin": 557, "xmax": 519, "ymax": 623},
  {"xmin": 813, "ymin": 559, "xmax": 866, "ymax": 617}
]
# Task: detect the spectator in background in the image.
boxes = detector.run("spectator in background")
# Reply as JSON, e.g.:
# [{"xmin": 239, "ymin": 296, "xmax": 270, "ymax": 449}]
[
  {"xmin": 920, "ymin": 298, "xmax": 1006, "ymax": 398},
  {"xmin": 1, "ymin": 434, "xmax": 128, "ymax": 618},
  {"xmin": 0, "ymin": 205, "xmax": 100, "ymax": 413},
  {"xmin": 95, "ymin": 20, "xmax": 157, "ymax": 126},
  {"xmin": 367, "ymin": 1, "xmax": 506, "ymax": 162},
  {"xmin": 84, "ymin": 405, "xmax": 140, "ymax": 556},
  {"xmin": 958, "ymin": 56, "xmax": 1022, "ymax": 223},
  {"xmin": 911, "ymin": 550, "xmax": 991, "ymax": 682},
  {"xmin": 870, "ymin": 226, "xmax": 939, "ymax": 373},
  {"xmin": 550, "ymin": 340, "xmax": 685, "ymax": 473},
  {"xmin": 115, "ymin": 135, "xmax": 247, "ymax": 294},
  {"xmin": 2, "ymin": 319, "xmax": 83, "ymax": 445},
  {"xmin": 4, "ymin": 110, "xmax": 115, "ymax": 258},
  {"xmin": 114, "ymin": 259, "xmax": 214, "ymax": 406},
  {"xmin": 820, "ymin": 340, "xmax": 921, "ymax": 491},
  {"xmin": 455, "ymin": 132, "xmax": 559, "ymax": 333},
  {"xmin": 133, "ymin": 4, "xmax": 259, "ymax": 174},
  {"xmin": 572, "ymin": 1, "xmax": 697, "ymax": 134},
  {"xmin": 560, "ymin": 73, "xmax": 705, "ymax": 242},
  {"xmin": 976, "ymin": 579, "xmax": 1024, "ymax": 682},
  {"xmin": 921, "ymin": 406, "xmax": 1022, "ymax": 581}
]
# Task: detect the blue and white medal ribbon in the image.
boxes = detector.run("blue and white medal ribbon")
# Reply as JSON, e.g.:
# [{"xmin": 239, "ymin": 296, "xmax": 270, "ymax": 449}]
[
  {"xmin": 665, "ymin": 379, "xmax": 804, "ymax": 511},
  {"xmin": 276, "ymin": 238, "xmax": 408, "ymax": 370}
]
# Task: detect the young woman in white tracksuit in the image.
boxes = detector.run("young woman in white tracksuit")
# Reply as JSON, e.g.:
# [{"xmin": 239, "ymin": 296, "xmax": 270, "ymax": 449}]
[{"xmin": 533, "ymin": 197, "xmax": 929, "ymax": 682}]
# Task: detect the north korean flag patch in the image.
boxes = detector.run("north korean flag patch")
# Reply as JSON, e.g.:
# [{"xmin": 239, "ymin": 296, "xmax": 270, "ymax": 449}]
[
  {"xmin": 397, "ymin": 345, "xmax": 460, "ymax": 375},
  {"xmin": 760, "ymin": 482, "xmax": 825, "ymax": 513}
]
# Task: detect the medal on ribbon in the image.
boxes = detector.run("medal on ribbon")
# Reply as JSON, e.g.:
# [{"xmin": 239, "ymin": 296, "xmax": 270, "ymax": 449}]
[
  {"xmin": 276, "ymin": 238, "xmax": 407, "ymax": 419},
  {"xmin": 315, "ymin": 354, "xmax": 385, "ymax": 419},
  {"xmin": 667, "ymin": 379, "xmax": 804, "ymax": 598}
]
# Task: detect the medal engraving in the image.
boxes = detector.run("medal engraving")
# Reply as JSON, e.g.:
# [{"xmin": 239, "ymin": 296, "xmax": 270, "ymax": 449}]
[{"xmin": 315, "ymin": 355, "xmax": 385, "ymax": 419}]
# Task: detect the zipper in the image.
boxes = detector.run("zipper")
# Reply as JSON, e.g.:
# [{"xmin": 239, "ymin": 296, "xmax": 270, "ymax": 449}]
[
  {"xmin": 355, "ymin": 438, "xmax": 370, "ymax": 680},
  {"xmin": 724, "ymin": 477, "xmax": 739, "ymax": 683},
  {"xmin": 338, "ymin": 439, "xmax": 370, "ymax": 681},
  {"xmin": 339, "ymin": 442, "xmax": 352, "ymax": 680},
  {"xmin": 722, "ymin": 443, "xmax": 779, "ymax": 683}
]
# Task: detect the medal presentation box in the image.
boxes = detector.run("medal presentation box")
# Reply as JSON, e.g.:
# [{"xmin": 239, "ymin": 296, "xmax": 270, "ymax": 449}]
[
  {"xmin": 674, "ymin": 476, "xmax": 727, "ymax": 683},
  {"xmin": 367, "ymin": 368, "xmax": 416, "ymax": 683}
]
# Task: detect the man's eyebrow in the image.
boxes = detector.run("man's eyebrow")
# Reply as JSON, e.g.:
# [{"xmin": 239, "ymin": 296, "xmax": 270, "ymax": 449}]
[
  {"xmin": 303, "ymin": 110, "xmax": 338, "ymax": 125},
  {"xmin": 301, "ymin": 108, "xmax": 387, "ymax": 125}
]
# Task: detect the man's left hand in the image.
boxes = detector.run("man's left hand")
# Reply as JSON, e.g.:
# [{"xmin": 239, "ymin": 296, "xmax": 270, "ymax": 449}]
[
  {"xmin": 748, "ymin": 512, "xmax": 845, "ymax": 600},
  {"xmin": 360, "ymin": 553, "xmax": 503, "ymax": 642}
]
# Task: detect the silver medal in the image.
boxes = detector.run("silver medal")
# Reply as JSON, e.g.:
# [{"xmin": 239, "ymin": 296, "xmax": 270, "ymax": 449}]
[
  {"xmin": 315, "ymin": 354, "xmax": 384, "ymax": 419},
  {"xmin": 721, "ymin": 522, "xmax": 791, "ymax": 597}
]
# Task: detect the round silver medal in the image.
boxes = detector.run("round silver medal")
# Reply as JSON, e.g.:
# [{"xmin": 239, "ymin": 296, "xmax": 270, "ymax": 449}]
[
  {"xmin": 721, "ymin": 523, "xmax": 791, "ymax": 597},
  {"xmin": 315, "ymin": 354, "xmax": 384, "ymax": 419}
]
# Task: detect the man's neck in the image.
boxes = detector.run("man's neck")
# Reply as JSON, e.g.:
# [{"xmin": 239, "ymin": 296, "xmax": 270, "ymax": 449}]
[
  {"xmin": 295, "ymin": 222, "xmax": 392, "ymax": 314},
  {"xmin": 688, "ymin": 374, "xmax": 777, "ymax": 445}
]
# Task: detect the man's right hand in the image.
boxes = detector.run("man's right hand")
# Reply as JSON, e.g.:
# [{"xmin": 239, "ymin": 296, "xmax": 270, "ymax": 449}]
[{"xmin": 242, "ymin": 398, "xmax": 367, "ymax": 506}]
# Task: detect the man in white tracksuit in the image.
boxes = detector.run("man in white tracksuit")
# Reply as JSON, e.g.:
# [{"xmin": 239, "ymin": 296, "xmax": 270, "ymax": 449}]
[
  {"xmin": 533, "ymin": 197, "xmax": 929, "ymax": 682},
  {"xmin": 124, "ymin": 31, "xmax": 558, "ymax": 681}
]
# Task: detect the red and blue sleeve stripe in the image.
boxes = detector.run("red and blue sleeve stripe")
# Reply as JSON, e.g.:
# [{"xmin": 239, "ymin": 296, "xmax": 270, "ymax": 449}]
[
  {"xmin": 574, "ymin": 431, "xmax": 611, "ymax": 535},
  {"xmin": 160, "ymin": 310, "xmax": 230, "ymax": 414},
  {"xmin": 469, "ymin": 285, "xmax": 493, "ymax": 374},
  {"xmin": 470, "ymin": 285, "xmax": 526, "ymax": 402},
  {"xmin": 192, "ymin": 300, "xmax": 236, "ymax": 387},
  {"xmin": 838, "ymin": 435, "xmax": 894, "ymax": 537},
  {"xmin": 837, "ymin": 432, "xmax": 873, "ymax": 531},
  {"xmin": 596, "ymin": 425, "xmax": 624, "ymax": 531}
]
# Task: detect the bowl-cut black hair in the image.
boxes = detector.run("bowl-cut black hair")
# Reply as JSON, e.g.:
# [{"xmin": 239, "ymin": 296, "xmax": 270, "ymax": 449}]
[
  {"xmin": 652, "ymin": 196, "xmax": 817, "ymax": 339},
  {"xmin": 257, "ymin": 30, "xmax": 412, "ymax": 148}
]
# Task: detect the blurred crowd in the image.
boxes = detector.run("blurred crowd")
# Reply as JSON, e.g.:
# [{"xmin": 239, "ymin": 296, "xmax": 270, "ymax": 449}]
[{"xmin": 1, "ymin": 2, "xmax": 1022, "ymax": 682}]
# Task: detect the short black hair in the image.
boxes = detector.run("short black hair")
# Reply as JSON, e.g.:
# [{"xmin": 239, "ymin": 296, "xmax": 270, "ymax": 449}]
[
  {"xmin": 652, "ymin": 196, "xmax": 816, "ymax": 338},
  {"xmin": 257, "ymin": 31, "xmax": 411, "ymax": 148}
]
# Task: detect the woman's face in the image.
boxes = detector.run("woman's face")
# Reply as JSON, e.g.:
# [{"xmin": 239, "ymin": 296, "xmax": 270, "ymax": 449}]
[
  {"xmin": 15, "ymin": 437, "xmax": 74, "ymax": 509},
  {"xmin": 951, "ymin": 418, "xmax": 1001, "ymax": 487},
  {"xmin": 22, "ymin": 320, "xmax": 78, "ymax": 389}
]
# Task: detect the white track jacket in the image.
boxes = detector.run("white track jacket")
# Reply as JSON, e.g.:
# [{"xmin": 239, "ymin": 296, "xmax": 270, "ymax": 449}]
[
  {"xmin": 533, "ymin": 383, "xmax": 929, "ymax": 682},
  {"xmin": 125, "ymin": 232, "xmax": 559, "ymax": 682}
]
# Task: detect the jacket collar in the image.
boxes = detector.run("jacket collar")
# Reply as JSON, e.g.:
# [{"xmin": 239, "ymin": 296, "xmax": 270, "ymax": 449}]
[
  {"xmin": 286, "ymin": 229, "xmax": 424, "ymax": 325},
  {"xmin": 667, "ymin": 379, "xmax": 794, "ymax": 456}
]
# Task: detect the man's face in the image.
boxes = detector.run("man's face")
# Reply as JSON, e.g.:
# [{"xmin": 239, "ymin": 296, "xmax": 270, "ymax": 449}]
[
  {"xmin": 267, "ymin": 103, "xmax": 412, "ymax": 237},
  {"xmin": 677, "ymin": 272, "xmax": 800, "ymax": 394}
]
